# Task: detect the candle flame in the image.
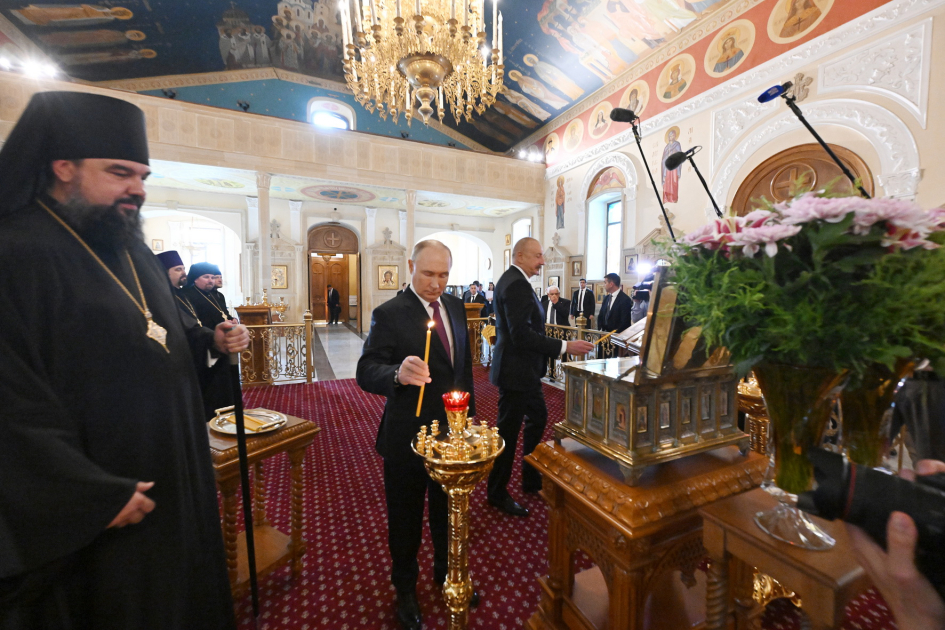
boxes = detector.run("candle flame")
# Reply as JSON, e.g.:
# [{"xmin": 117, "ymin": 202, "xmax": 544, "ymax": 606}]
[{"xmin": 428, "ymin": 321, "xmax": 435, "ymax": 329}]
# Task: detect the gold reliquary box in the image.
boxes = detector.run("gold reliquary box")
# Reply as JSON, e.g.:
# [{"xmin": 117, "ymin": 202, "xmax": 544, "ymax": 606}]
[{"xmin": 556, "ymin": 269, "xmax": 749, "ymax": 484}]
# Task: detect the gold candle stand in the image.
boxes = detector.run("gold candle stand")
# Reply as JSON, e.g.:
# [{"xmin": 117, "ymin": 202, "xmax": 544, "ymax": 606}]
[{"xmin": 412, "ymin": 394, "xmax": 504, "ymax": 630}]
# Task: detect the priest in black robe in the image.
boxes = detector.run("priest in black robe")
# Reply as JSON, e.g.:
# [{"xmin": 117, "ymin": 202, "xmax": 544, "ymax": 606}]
[
  {"xmin": 0, "ymin": 91, "xmax": 247, "ymax": 629},
  {"xmin": 183, "ymin": 262, "xmax": 232, "ymax": 329},
  {"xmin": 157, "ymin": 251, "xmax": 235, "ymax": 420}
]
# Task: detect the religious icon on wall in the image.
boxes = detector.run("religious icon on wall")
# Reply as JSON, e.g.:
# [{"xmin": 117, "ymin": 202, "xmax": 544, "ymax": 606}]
[
  {"xmin": 656, "ymin": 53, "xmax": 695, "ymax": 103},
  {"xmin": 588, "ymin": 167, "xmax": 626, "ymax": 198},
  {"xmin": 522, "ymin": 53, "xmax": 585, "ymax": 100},
  {"xmin": 620, "ymin": 80, "xmax": 649, "ymax": 118},
  {"xmin": 588, "ymin": 101, "xmax": 613, "ymax": 139},
  {"xmin": 572, "ymin": 261, "xmax": 582, "ymax": 276},
  {"xmin": 377, "ymin": 265, "xmax": 398, "ymax": 290},
  {"xmin": 58, "ymin": 48, "xmax": 156, "ymax": 65},
  {"xmin": 505, "ymin": 233, "xmax": 512, "ymax": 246},
  {"xmin": 544, "ymin": 133, "xmax": 560, "ymax": 162},
  {"xmin": 507, "ymin": 69, "xmax": 570, "ymax": 110},
  {"xmin": 12, "ymin": 5, "xmax": 133, "ymax": 26},
  {"xmin": 563, "ymin": 119, "xmax": 584, "ymax": 152},
  {"xmin": 704, "ymin": 20, "xmax": 755, "ymax": 78},
  {"xmin": 625, "ymin": 254, "xmax": 638, "ymax": 275},
  {"xmin": 636, "ymin": 404, "xmax": 648, "ymax": 434},
  {"xmin": 767, "ymin": 0, "xmax": 833, "ymax": 44},
  {"xmin": 555, "ymin": 176, "xmax": 566, "ymax": 229},
  {"xmin": 594, "ymin": 283, "xmax": 607, "ymax": 304},
  {"xmin": 548, "ymin": 276, "xmax": 560, "ymax": 288},
  {"xmin": 271, "ymin": 264, "xmax": 288, "ymax": 290},
  {"xmin": 661, "ymin": 126, "xmax": 682, "ymax": 203},
  {"xmin": 151, "ymin": 239, "xmax": 163, "ymax": 252},
  {"xmin": 614, "ymin": 405, "xmax": 628, "ymax": 434}
]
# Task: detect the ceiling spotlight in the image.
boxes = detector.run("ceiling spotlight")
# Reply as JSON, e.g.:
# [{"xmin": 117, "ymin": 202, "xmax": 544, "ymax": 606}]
[
  {"xmin": 636, "ymin": 262, "xmax": 653, "ymax": 277},
  {"xmin": 42, "ymin": 63, "xmax": 56, "ymax": 76},
  {"xmin": 400, "ymin": 131, "xmax": 409, "ymax": 139},
  {"xmin": 23, "ymin": 61, "xmax": 44, "ymax": 78},
  {"xmin": 0, "ymin": 58, "xmax": 10, "ymax": 70},
  {"xmin": 236, "ymin": 100, "xmax": 250, "ymax": 112},
  {"xmin": 162, "ymin": 89, "xmax": 177, "ymax": 99}
]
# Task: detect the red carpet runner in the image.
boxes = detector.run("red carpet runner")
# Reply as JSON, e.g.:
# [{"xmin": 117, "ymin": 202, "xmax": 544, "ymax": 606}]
[{"xmin": 236, "ymin": 366, "xmax": 894, "ymax": 629}]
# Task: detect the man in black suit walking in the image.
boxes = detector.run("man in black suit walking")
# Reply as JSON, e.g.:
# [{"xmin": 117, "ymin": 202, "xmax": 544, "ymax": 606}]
[
  {"xmin": 570, "ymin": 278, "xmax": 595, "ymax": 325},
  {"xmin": 598, "ymin": 272, "xmax": 633, "ymax": 334},
  {"xmin": 356, "ymin": 240, "xmax": 477, "ymax": 630},
  {"xmin": 326, "ymin": 283, "xmax": 341, "ymax": 324},
  {"xmin": 487, "ymin": 238, "xmax": 593, "ymax": 517},
  {"xmin": 539, "ymin": 286, "xmax": 570, "ymax": 326}
]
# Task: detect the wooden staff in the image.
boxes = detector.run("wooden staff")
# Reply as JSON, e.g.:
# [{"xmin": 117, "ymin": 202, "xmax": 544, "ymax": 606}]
[{"xmin": 416, "ymin": 321, "xmax": 434, "ymax": 417}]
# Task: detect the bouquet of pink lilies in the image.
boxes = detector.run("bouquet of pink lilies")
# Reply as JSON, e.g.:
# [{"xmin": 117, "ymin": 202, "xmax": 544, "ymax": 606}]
[{"xmin": 666, "ymin": 190, "xmax": 945, "ymax": 377}]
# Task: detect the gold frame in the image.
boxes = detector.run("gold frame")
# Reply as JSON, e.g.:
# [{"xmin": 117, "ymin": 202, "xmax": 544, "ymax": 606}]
[
  {"xmin": 151, "ymin": 238, "xmax": 163, "ymax": 251},
  {"xmin": 503, "ymin": 249, "xmax": 511, "ymax": 269},
  {"xmin": 572, "ymin": 260, "xmax": 582, "ymax": 276},
  {"xmin": 505, "ymin": 233, "xmax": 512, "ymax": 246},
  {"xmin": 271, "ymin": 264, "xmax": 288, "ymax": 289},
  {"xmin": 377, "ymin": 265, "xmax": 399, "ymax": 290},
  {"xmin": 548, "ymin": 275, "xmax": 560, "ymax": 288}
]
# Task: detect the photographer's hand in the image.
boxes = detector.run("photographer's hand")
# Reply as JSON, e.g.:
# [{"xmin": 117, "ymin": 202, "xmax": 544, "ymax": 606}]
[{"xmin": 847, "ymin": 459, "xmax": 945, "ymax": 630}]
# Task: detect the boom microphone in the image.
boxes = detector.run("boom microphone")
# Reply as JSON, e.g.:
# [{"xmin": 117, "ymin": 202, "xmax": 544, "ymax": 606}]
[
  {"xmin": 664, "ymin": 146, "xmax": 701, "ymax": 171},
  {"xmin": 757, "ymin": 81, "xmax": 793, "ymax": 103},
  {"xmin": 609, "ymin": 107, "xmax": 638, "ymax": 123}
]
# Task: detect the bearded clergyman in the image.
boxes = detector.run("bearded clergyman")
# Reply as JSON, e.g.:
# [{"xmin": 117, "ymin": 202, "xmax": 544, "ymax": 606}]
[{"xmin": 0, "ymin": 91, "xmax": 247, "ymax": 629}]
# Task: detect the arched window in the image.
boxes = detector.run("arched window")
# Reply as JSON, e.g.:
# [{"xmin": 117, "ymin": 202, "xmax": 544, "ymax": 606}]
[
  {"xmin": 308, "ymin": 97, "xmax": 356, "ymax": 131},
  {"xmin": 511, "ymin": 218, "xmax": 531, "ymax": 248}
]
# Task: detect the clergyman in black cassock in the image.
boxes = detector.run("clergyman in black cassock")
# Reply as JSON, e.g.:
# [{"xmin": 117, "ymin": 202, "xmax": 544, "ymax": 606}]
[
  {"xmin": 183, "ymin": 261, "xmax": 230, "ymax": 329},
  {"xmin": 356, "ymin": 240, "xmax": 476, "ymax": 629},
  {"xmin": 487, "ymin": 238, "xmax": 593, "ymax": 517},
  {"xmin": 0, "ymin": 91, "xmax": 239, "ymax": 630}
]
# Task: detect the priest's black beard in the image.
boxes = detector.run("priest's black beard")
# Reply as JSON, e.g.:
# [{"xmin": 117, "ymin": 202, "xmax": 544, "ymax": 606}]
[{"xmin": 55, "ymin": 195, "xmax": 145, "ymax": 252}]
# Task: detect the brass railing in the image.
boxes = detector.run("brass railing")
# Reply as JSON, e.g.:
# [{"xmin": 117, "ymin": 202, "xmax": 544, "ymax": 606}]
[
  {"xmin": 240, "ymin": 311, "xmax": 314, "ymax": 385},
  {"xmin": 544, "ymin": 319, "xmax": 619, "ymax": 383},
  {"xmin": 467, "ymin": 317, "xmax": 493, "ymax": 366}
]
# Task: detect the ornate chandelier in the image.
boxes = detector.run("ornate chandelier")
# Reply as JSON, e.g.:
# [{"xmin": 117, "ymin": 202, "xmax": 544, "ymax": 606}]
[{"xmin": 339, "ymin": 0, "xmax": 504, "ymax": 126}]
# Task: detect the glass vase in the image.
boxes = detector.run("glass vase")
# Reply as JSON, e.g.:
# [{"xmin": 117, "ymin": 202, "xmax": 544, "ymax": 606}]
[
  {"xmin": 752, "ymin": 362, "xmax": 847, "ymax": 550},
  {"xmin": 840, "ymin": 361, "xmax": 912, "ymax": 468}
]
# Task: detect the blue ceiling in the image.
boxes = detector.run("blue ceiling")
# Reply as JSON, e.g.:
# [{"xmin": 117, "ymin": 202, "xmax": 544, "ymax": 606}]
[{"xmin": 0, "ymin": 0, "xmax": 730, "ymax": 151}]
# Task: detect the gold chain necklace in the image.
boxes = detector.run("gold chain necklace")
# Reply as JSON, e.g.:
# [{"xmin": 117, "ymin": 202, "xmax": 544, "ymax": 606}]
[
  {"xmin": 175, "ymin": 294, "xmax": 202, "ymax": 327},
  {"xmin": 195, "ymin": 287, "xmax": 227, "ymax": 318},
  {"xmin": 38, "ymin": 199, "xmax": 170, "ymax": 353}
]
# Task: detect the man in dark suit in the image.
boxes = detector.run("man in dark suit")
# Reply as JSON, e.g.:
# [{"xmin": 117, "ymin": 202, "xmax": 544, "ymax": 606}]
[
  {"xmin": 464, "ymin": 282, "xmax": 486, "ymax": 316},
  {"xmin": 598, "ymin": 272, "xmax": 633, "ymax": 334},
  {"xmin": 570, "ymin": 278, "xmax": 595, "ymax": 325},
  {"xmin": 487, "ymin": 238, "xmax": 593, "ymax": 517},
  {"xmin": 326, "ymin": 283, "xmax": 341, "ymax": 324},
  {"xmin": 397, "ymin": 282, "xmax": 408, "ymax": 295},
  {"xmin": 540, "ymin": 286, "xmax": 570, "ymax": 326},
  {"xmin": 356, "ymin": 240, "xmax": 478, "ymax": 630}
]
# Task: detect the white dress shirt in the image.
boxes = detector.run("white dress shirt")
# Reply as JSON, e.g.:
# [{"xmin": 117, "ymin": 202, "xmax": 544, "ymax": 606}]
[
  {"xmin": 511, "ymin": 264, "xmax": 567, "ymax": 356},
  {"xmin": 414, "ymin": 293, "xmax": 455, "ymax": 360},
  {"xmin": 577, "ymin": 287, "xmax": 588, "ymax": 313}
]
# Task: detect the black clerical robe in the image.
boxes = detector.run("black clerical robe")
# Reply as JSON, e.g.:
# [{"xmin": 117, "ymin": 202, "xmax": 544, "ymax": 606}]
[
  {"xmin": 172, "ymin": 288, "xmax": 234, "ymax": 420},
  {"xmin": 183, "ymin": 284, "xmax": 230, "ymax": 329},
  {"xmin": 0, "ymin": 201, "xmax": 234, "ymax": 629}
]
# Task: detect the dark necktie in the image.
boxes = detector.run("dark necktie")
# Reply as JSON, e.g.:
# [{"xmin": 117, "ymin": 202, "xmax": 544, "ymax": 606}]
[
  {"xmin": 430, "ymin": 301, "xmax": 451, "ymax": 364},
  {"xmin": 600, "ymin": 294, "xmax": 612, "ymax": 326}
]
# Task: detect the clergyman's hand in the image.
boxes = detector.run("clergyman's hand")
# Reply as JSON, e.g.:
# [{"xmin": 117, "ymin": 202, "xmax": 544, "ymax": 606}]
[
  {"xmin": 398, "ymin": 356, "xmax": 431, "ymax": 387},
  {"xmin": 846, "ymin": 459, "xmax": 945, "ymax": 630},
  {"xmin": 109, "ymin": 481, "xmax": 156, "ymax": 528},
  {"xmin": 214, "ymin": 321, "xmax": 250, "ymax": 354}
]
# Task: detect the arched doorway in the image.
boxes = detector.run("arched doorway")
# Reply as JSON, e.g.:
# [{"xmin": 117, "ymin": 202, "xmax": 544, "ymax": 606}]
[
  {"xmin": 420, "ymin": 231, "xmax": 495, "ymax": 294},
  {"xmin": 731, "ymin": 143, "xmax": 874, "ymax": 215},
  {"xmin": 307, "ymin": 224, "xmax": 360, "ymax": 327}
]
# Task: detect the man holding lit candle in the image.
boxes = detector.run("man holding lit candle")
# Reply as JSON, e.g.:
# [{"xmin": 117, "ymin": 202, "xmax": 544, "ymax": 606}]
[
  {"xmin": 356, "ymin": 239, "xmax": 478, "ymax": 630},
  {"xmin": 487, "ymin": 238, "xmax": 594, "ymax": 517}
]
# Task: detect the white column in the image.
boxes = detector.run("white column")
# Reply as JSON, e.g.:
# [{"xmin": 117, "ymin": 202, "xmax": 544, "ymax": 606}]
[
  {"xmin": 405, "ymin": 190, "xmax": 416, "ymax": 254},
  {"xmin": 365, "ymin": 207, "xmax": 377, "ymax": 245},
  {"xmin": 244, "ymin": 196, "xmax": 259, "ymax": 301},
  {"xmin": 295, "ymin": 244, "xmax": 306, "ymax": 318},
  {"xmin": 398, "ymin": 210, "xmax": 407, "ymax": 246},
  {"xmin": 256, "ymin": 172, "xmax": 272, "ymax": 302},
  {"xmin": 289, "ymin": 200, "xmax": 302, "ymax": 244}
]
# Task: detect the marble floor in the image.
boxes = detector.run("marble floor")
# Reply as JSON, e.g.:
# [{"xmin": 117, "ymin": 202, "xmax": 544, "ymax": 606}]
[{"xmin": 313, "ymin": 322, "xmax": 366, "ymax": 380}]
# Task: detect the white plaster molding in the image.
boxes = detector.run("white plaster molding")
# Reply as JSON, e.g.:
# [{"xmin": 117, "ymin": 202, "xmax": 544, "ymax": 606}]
[
  {"xmin": 818, "ymin": 18, "xmax": 932, "ymax": 128},
  {"xmin": 712, "ymin": 98, "xmax": 778, "ymax": 171},
  {"xmin": 579, "ymin": 153, "xmax": 639, "ymax": 202},
  {"xmin": 544, "ymin": 0, "xmax": 945, "ymax": 180},
  {"xmin": 712, "ymin": 99, "xmax": 920, "ymax": 202}
]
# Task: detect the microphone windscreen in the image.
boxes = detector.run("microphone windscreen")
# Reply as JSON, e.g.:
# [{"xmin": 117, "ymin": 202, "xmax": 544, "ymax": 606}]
[
  {"xmin": 757, "ymin": 80, "xmax": 793, "ymax": 103},
  {"xmin": 664, "ymin": 151, "xmax": 688, "ymax": 171},
  {"xmin": 609, "ymin": 107, "xmax": 637, "ymax": 122}
]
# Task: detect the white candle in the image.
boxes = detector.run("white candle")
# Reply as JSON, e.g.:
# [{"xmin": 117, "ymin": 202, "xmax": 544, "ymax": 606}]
[
  {"xmin": 492, "ymin": 0, "xmax": 497, "ymax": 47},
  {"xmin": 396, "ymin": 0, "xmax": 401, "ymax": 18},
  {"xmin": 416, "ymin": 0, "xmax": 421, "ymax": 17},
  {"xmin": 498, "ymin": 12, "xmax": 503, "ymax": 63},
  {"xmin": 438, "ymin": 86, "xmax": 443, "ymax": 109},
  {"xmin": 451, "ymin": 0, "xmax": 456, "ymax": 20},
  {"xmin": 353, "ymin": 0, "xmax": 363, "ymax": 30},
  {"xmin": 369, "ymin": 0, "xmax": 378, "ymax": 24}
]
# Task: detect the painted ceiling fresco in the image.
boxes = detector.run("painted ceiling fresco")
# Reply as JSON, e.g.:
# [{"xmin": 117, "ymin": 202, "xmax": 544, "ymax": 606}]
[
  {"xmin": 0, "ymin": 0, "xmax": 737, "ymax": 152},
  {"xmin": 147, "ymin": 160, "xmax": 534, "ymax": 217}
]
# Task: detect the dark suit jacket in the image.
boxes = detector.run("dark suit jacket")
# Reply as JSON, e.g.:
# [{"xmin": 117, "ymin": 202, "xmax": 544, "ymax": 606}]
[
  {"xmin": 464, "ymin": 292, "xmax": 486, "ymax": 316},
  {"xmin": 326, "ymin": 288, "xmax": 340, "ymax": 307},
  {"xmin": 491, "ymin": 267, "xmax": 563, "ymax": 392},
  {"xmin": 570, "ymin": 287, "xmax": 596, "ymax": 320},
  {"xmin": 598, "ymin": 290, "xmax": 633, "ymax": 333},
  {"xmin": 539, "ymin": 296, "xmax": 571, "ymax": 326},
  {"xmin": 356, "ymin": 288, "xmax": 475, "ymax": 463}
]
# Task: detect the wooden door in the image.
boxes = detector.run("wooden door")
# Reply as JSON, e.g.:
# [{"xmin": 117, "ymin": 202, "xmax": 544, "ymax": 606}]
[
  {"xmin": 731, "ymin": 143, "xmax": 874, "ymax": 216},
  {"xmin": 310, "ymin": 256, "xmax": 348, "ymax": 321}
]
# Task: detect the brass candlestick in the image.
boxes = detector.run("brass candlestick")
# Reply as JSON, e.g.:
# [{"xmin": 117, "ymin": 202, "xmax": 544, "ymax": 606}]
[{"xmin": 412, "ymin": 391, "xmax": 504, "ymax": 630}]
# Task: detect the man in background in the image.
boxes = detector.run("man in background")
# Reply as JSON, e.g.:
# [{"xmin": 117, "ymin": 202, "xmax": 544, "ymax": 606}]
[
  {"xmin": 397, "ymin": 282, "xmax": 408, "ymax": 295},
  {"xmin": 598, "ymin": 273, "xmax": 632, "ymax": 334},
  {"xmin": 158, "ymin": 250, "xmax": 188, "ymax": 290},
  {"xmin": 184, "ymin": 262, "xmax": 232, "ymax": 329},
  {"xmin": 211, "ymin": 272, "xmax": 232, "ymax": 319},
  {"xmin": 0, "ymin": 90, "xmax": 243, "ymax": 629},
  {"xmin": 540, "ymin": 286, "xmax": 570, "ymax": 326},
  {"xmin": 571, "ymin": 278, "xmax": 595, "ymax": 325},
  {"xmin": 356, "ymin": 240, "xmax": 478, "ymax": 630},
  {"xmin": 464, "ymin": 281, "xmax": 486, "ymax": 315},
  {"xmin": 488, "ymin": 238, "xmax": 593, "ymax": 517},
  {"xmin": 327, "ymin": 283, "xmax": 341, "ymax": 324}
]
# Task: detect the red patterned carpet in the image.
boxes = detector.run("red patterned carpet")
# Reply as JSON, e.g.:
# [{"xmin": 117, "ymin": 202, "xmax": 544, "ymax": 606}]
[{"xmin": 235, "ymin": 366, "xmax": 895, "ymax": 630}]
